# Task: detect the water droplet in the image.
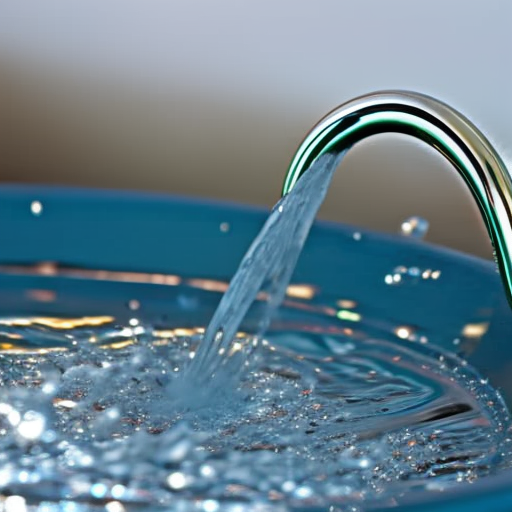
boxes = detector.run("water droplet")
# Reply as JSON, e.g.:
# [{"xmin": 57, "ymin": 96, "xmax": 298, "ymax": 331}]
[
  {"xmin": 16, "ymin": 411, "xmax": 46, "ymax": 441},
  {"xmin": 202, "ymin": 500, "xmax": 220, "ymax": 512},
  {"xmin": 293, "ymin": 485, "xmax": 313, "ymax": 499},
  {"xmin": 18, "ymin": 471, "xmax": 29, "ymax": 484},
  {"xmin": 400, "ymin": 216, "xmax": 429, "ymax": 239},
  {"xmin": 30, "ymin": 200, "xmax": 43, "ymax": 216},
  {"xmin": 90, "ymin": 482, "xmax": 109, "ymax": 499},
  {"xmin": 167, "ymin": 471, "xmax": 188, "ymax": 490},
  {"xmin": 220, "ymin": 222, "xmax": 230, "ymax": 233},
  {"xmin": 92, "ymin": 407, "xmax": 120, "ymax": 438},
  {"xmin": 106, "ymin": 502, "xmax": 126, "ymax": 512},
  {"xmin": 199, "ymin": 464, "xmax": 216, "ymax": 478},
  {"xmin": 110, "ymin": 484, "xmax": 126, "ymax": 500},
  {"xmin": 282, "ymin": 480, "xmax": 296, "ymax": 493},
  {"xmin": 353, "ymin": 232, "xmax": 362, "ymax": 241},
  {"xmin": 157, "ymin": 436, "xmax": 193, "ymax": 465},
  {"xmin": 41, "ymin": 429, "xmax": 57, "ymax": 443},
  {"xmin": 358, "ymin": 457, "xmax": 372, "ymax": 468},
  {"xmin": 5, "ymin": 495, "xmax": 27, "ymax": 512},
  {"xmin": 395, "ymin": 326, "xmax": 414, "ymax": 340},
  {"xmin": 128, "ymin": 299, "xmax": 140, "ymax": 311}
]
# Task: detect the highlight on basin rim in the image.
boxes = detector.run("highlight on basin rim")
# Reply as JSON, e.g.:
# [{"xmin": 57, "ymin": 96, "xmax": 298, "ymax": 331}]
[{"xmin": 282, "ymin": 91, "xmax": 512, "ymax": 307}]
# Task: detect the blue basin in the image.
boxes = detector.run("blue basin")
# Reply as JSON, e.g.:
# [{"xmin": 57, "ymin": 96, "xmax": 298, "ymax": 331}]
[{"xmin": 0, "ymin": 184, "xmax": 511, "ymax": 512}]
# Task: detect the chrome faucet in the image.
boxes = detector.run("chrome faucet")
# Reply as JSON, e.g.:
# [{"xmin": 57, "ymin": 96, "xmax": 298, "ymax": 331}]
[{"xmin": 282, "ymin": 91, "xmax": 512, "ymax": 306}]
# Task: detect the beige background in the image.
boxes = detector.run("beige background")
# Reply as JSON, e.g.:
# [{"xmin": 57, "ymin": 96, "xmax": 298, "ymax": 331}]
[{"xmin": 1, "ymin": 0, "xmax": 511, "ymax": 259}]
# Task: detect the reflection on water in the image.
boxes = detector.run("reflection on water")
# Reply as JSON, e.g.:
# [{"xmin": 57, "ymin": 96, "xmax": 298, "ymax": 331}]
[
  {"xmin": 0, "ymin": 259, "xmax": 496, "ymax": 356},
  {"xmin": 1, "ymin": 263, "xmax": 318, "ymax": 303}
]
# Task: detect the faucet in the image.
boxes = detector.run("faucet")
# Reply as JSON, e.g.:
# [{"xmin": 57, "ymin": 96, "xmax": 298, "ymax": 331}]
[{"xmin": 282, "ymin": 91, "xmax": 512, "ymax": 307}]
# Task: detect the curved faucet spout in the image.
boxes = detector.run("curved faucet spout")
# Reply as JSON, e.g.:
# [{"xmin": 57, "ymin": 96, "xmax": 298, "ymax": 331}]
[{"xmin": 282, "ymin": 91, "xmax": 512, "ymax": 307}]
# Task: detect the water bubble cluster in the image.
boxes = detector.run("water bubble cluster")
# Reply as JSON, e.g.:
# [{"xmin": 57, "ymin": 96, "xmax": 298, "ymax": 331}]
[
  {"xmin": 385, "ymin": 265, "xmax": 441, "ymax": 286},
  {"xmin": 0, "ymin": 320, "xmax": 509, "ymax": 511}
]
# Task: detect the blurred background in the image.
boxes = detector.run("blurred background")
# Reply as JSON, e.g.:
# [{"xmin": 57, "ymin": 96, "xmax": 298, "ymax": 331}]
[{"xmin": 0, "ymin": 0, "xmax": 511, "ymax": 259}]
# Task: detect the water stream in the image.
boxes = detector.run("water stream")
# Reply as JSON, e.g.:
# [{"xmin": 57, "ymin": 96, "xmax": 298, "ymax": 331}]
[{"xmin": 183, "ymin": 153, "xmax": 342, "ymax": 403}]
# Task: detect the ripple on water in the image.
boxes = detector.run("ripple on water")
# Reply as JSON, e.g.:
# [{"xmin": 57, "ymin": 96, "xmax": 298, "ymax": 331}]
[{"xmin": 0, "ymin": 320, "xmax": 510, "ymax": 511}]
